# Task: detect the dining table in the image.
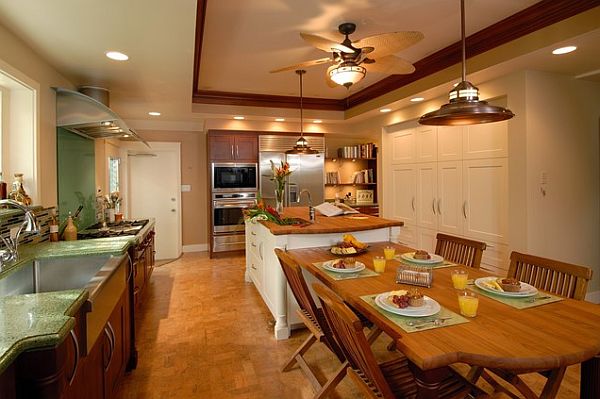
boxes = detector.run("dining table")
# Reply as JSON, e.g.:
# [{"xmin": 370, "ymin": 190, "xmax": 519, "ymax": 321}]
[{"xmin": 285, "ymin": 241, "xmax": 600, "ymax": 399}]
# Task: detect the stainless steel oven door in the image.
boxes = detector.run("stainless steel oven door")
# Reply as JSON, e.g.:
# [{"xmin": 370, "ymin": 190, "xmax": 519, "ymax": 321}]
[{"xmin": 212, "ymin": 199, "xmax": 254, "ymax": 234}]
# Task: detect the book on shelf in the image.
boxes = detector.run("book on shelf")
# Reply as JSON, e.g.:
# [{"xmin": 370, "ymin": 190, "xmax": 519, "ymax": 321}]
[{"xmin": 314, "ymin": 202, "xmax": 360, "ymax": 217}]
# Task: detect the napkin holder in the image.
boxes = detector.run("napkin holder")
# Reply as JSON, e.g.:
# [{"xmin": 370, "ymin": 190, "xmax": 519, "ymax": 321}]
[{"xmin": 395, "ymin": 264, "xmax": 433, "ymax": 288}]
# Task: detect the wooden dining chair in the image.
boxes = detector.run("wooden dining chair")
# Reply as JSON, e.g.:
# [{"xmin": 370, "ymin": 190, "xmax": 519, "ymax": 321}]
[
  {"xmin": 275, "ymin": 248, "xmax": 380, "ymax": 398},
  {"xmin": 312, "ymin": 282, "xmax": 485, "ymax": 399},
  {"xmin": 472, "ymin": 251, "xmax": 594, "ymax": 399},
  {"xmin": 435, "ymin": 233, "xmax": 487, "ymax": 268}
]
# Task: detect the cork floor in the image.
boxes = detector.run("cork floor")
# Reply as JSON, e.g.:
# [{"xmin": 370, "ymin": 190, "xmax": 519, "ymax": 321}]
[{"xmin": 115, "ymin": 252, "xmax": 581, "ymax": 399}]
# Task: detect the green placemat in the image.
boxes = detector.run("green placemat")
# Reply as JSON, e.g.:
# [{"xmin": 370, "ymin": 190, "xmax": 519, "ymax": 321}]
[
  {"xmin": 467, "ymin": 286, "xmax": 564, "ymax": 309},
  {"xmin": 314, "ymin": 262, "xmax": 379, "ymax": 280},
  {"xmin": 360, "ymin": 294, "xmax": 469, "ymax": 333}
]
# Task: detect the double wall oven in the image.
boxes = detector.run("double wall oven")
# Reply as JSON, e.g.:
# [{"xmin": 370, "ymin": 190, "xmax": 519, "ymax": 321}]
[{"xmin": 211, "ymin": 163, "xmax": 258, "ymax": 253}]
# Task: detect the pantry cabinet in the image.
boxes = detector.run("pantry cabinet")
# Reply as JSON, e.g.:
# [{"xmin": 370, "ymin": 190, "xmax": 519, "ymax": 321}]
[
  {"xmin": 208, "ymin": 131, "xmax": 258, "ymax": 162},
  {"xmin": 383, "ymin": 122, "xmax": 509, "ymax": 272}
]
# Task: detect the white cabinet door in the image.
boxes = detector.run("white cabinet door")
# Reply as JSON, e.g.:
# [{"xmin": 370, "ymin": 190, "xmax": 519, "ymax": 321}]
[
  {"xmin": 437, "ymin": 126, "xmax": 463, "ymax": 161},
  {"xmin": 394, "ymin": 223, "xmax": 418, "ymax": 248},
  {"xmin": 391, "ymin": 129, "xmax": 416, "ymax": 164},
  {"xmin": 437, "ymin": 161, "xmax": 463, "ymax": 236},
  {"xmin": 390, "ymin": 165, "xmax": 417, "ymax": 224},
  {"xmin": 416, "ymin": 163, "xmax": 437, "ymax": 230},
  {"xmin": 462, "ymin": 159, "xmax": 508, "ymax": 244},
  {"xmin": 417, "ymin": 227, "xmax": 438, "ymax": 253},
  {"xmin": 415, "ymin": 126, "xmax": 437, "ymax": 163},
  {"xmin": 463, "ymin": 122, "xmax": 508, "ymax": 159}
]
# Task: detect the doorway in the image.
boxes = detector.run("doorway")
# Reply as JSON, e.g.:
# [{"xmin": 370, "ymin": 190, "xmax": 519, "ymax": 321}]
[{"xmin": 120, "ymin": 142, "xmax": 182, "ymax": 260}]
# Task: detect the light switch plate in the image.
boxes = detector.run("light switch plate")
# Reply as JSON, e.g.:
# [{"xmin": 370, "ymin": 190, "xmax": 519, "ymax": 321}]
[{"xmin": 181, "ymin": 184, "xmax": 191, "ymax": 192}]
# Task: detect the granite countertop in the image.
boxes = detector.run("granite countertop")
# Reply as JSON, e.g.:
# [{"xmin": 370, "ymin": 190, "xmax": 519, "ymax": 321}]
[
  {"xmin": 0, "ymin": 218, "xmax": 155, "ymax": 374},
  {"xmin": 259, "ymin": 207, "xmax": 403, "ymax": 235}
]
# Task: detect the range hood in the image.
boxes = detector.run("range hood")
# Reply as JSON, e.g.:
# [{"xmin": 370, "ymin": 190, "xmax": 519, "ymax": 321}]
[{"xmin": 54, "ymin": 87, "xmax": 150, "ymax": 147}]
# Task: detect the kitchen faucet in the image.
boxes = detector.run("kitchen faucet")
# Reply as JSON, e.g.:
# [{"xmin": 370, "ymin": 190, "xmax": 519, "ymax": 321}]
[
  {"xmin": 297, "ymin": 189, "xmax": 315, "ymax": 222},
  {"xmin": 0, "ymin": 199, "xmax": 40, "ymax": 271}
]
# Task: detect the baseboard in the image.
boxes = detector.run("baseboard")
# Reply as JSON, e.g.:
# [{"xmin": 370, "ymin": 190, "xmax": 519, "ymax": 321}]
[
  {"xmin": 182, "ymin": 244, "xmax": 208, "ymax": 253},
  {"xmin": 585, "ymin": 290, "xmax": 600, "ymax": 304}
]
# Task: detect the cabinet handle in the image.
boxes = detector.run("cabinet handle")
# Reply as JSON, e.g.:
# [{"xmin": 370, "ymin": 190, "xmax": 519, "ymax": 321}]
[
  {"xmin": 231, "ymin": 145, "xmax": 234, "ymax": 158},
  {"xmin": 126, "ymin": 253, "xmax": 134, "ymax": 282},
  {"xmin": 104, "ymin": 322, "xmax": 116, "ymax": 371},
  {"xmin": 236, "ymin": 145, "xmax": 239, "ymax": 157},
  {"xmin": 251, "ymin": 243, "xmax": 256, "ymax": 247},
  {"xmin": 251, "ymin": 263, "xmax": 257, "ymax": 270},
  {"xmin": 68, "ymin": 329, "xmax": 80, "ymax": 386},
  {"xmin": 432, "ymin": 199, "xmax": 436, "ymax": 215},
  {"xmin": 462, "ymin": 201, "xmax": 468, "ymax": 219},
  {"xmin": 411, "ymin": 197, "xmax": 415, "ymax": 212},
  {"xmin": 251, "ymin": 231, "xmax": 256, "ymax": 236},
  {"xmin": 437, "ymin": 198, "xmax": 442, "ymax": 215},
  {"xmin": 259, "ymin": 242, "xmax": 264, "ymax": 261}
]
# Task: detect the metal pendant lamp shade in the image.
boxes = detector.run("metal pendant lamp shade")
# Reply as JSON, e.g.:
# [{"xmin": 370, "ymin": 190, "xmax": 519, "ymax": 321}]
[
  {"xmin": 287, "ymin": 70, "xmax": 319, "ymax": 154},
  {"xmin": 419, "ymin": 0, "xmax": 514, "ymax": 126}
]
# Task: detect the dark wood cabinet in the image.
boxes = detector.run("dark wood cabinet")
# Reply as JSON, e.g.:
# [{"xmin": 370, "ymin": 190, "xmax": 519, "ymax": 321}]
[
  {"xmin": 131, "ymin": 229, "xmax": 155, "ymax": 309},
  {"xmin": 103, "ymin": 293, "xmax": 126, "ymax": 398},
  {"xmin": 0, "ymin": 363, "xmax": 16, "ymax": 399},
  {"xmin": 208, "ymin": 131, "xmax": 258, "ymax": 162}
]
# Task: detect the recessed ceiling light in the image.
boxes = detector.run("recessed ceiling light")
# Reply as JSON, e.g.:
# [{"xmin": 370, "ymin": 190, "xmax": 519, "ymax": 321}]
[
  {"xmin": 105, "ymin": 51, "xmax": 129, "ymax": 61},
  {"xmin": 275, "ymin": 118, "xmax": 285, "ymax": 122},
  {"xmin": 410, "ymin": 97, "xmax": 425, "ymax": 102},
  {"xmin": 148, "ymin": 111, "xmax": 161, "ymax": 116},
  {"xmin": 123, "ymin": 134, "xmax": 130, "ymax": 138},
  {"xmin": 233, "ymin": 116, "xmax": 245, "ymax": 120},
  {"xmin": 379, "ymin": 108, "xmax": 392, "ymax": 113},
  {"xmin": 313, "ymin": 119, "xmax": 322, "ymax": 124},
  {"xmin": 552, "ymin": 46, "xmax": 577, "ymax": 55}
]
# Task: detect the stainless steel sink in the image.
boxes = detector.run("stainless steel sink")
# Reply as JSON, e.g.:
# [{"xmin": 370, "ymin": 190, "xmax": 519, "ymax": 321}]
[{"xmin": 0, "ymin": 255, "xmax": 112, "ymax": 297}]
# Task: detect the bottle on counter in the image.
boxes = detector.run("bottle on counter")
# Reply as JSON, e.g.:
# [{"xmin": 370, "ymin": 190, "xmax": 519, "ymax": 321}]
[
  {"xmin": 49, "ymin": 210, "xmax": 59, "ymax": 242},
  {"xmin": 0, "ymin": 172, "xmax": 7, "ymax": 200},
  {"xmin": 63, "ymin": 213, "xmax": 78, "ymax": 241}
]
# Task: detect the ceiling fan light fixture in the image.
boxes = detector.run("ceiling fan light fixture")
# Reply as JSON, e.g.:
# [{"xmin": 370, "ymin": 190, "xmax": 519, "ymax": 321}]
[
  {"xmin": 287, "ymin": 69, "xmax": 318, "ymax": 155},
  {"xmin": 419, "ymin": 0, "xmax": 514, "ymax": 126},
  {"xmin": 329, "ymin": 64, "xmax": 366, "ymax": 88}
]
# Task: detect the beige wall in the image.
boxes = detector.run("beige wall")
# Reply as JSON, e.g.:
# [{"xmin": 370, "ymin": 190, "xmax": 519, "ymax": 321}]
[
  {"xmin": 136, "ymin": 130, "xmax": 207, "ymax": 247},
  {"xmin": 0, "ymin": 22, "xmax": 74, "ymax": 207}
]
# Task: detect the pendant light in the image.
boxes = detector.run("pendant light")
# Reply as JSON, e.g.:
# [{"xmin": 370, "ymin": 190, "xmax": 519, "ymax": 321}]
[
  {"xmin": 286, "ymin": 69, "xmax": 319, "ymax": 154},
  {"xmin": 419, "ymin": 0, "xmax": 514, "ymax": 126}
]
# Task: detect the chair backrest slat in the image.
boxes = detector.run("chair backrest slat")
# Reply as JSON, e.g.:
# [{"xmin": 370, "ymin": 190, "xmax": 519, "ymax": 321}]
[
  {"xmin": 435, "ymin": 233, "xmax": 487, "ymax": 268},
  {"xmin": 508, "ymin": 251, "xmax": 593, "ymax": 300},
  {"xmin": 312, "ymin": 283, "xmax": 397, "ymax": 399}
]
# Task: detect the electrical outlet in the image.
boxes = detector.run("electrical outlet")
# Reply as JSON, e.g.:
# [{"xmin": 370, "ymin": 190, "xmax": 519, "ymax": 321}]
[
  {"xmin": 181, "ymin": 184, "xmax": 191, "ymax": 192},
  {"xmin": 540, "ymin": 171, "xmax": 548, "ymax": 185}
]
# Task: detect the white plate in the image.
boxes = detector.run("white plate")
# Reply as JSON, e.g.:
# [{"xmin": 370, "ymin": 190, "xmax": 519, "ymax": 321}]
[
  {"xmin": 322, "ymin": 260, "xmax": 366, "ymax": 274},
  {"xmin": 375, "ymin": 293, "xmax": 441, "ymax": 317},
  {"xmin": 400, "ymin": 252, "xmax": 444, "ymax": 265},
  {"xmin": 475, "ymin": 277, "xmax": 539, "ymax": 297}
]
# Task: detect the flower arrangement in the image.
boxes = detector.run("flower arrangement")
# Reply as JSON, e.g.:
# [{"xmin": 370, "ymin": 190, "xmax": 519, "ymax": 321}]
[
  {"xmin": 270, "ymin": 160, "xmax": 292, "ymax": 192},
  {"xmin": 243, "ymin": 195, "xmax": 307, "ymax": 226},
  {"xmin": 105, "ymin": 191, "xmax": 122, "ymax": 210}
]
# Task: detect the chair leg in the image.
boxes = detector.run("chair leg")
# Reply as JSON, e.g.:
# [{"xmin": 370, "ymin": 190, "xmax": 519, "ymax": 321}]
[
  {"xmin": 313, "ymin": 361, "xmax": 348, "ymax": 399},
  {"xmin": 539, "ymin": 366, "xmax": 566, "ymax": 399},
  {"xmin": 386, "ymin": 339, "xmax": 396, "ymax": 352},
  {"xmin": 366, "ymin": 325, "xmax": 382, "ymax": 344},
  {"xmin": 488, "ymin": 369, "xmax": 539, "ymax": 399},
  {"xmin": 281, "ymin": 333, "xmax": 317, "ymax": 372}
]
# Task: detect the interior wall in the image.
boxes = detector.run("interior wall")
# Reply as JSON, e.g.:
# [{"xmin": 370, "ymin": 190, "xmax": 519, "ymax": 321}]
[
  {"xmin": 0, "ymin": 22, "xmax": 75, "ymax": 207},
  {"xmin": 136, "ymin": 130, "xmax": 206, "ymax": 247},
  {"xmin": 524, "ymin": 70, "xmax": 600, "ymax": 293}
]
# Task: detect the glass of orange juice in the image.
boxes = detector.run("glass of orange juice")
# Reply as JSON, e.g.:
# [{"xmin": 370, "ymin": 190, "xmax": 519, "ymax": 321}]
[
  {"xmin": 373, "ymin": 256, "xmax": 386, "ymax": 273},
  {"xmin": 458, "ymin": 291, "xmax": 479, "ymax": 317},
  {"xmin": 383, "ymin": 246, "xmax": 396, "ymax": 260},
  {"xmin": 451, "ymin": 269, "xmax": 468, "ymax": 289}
]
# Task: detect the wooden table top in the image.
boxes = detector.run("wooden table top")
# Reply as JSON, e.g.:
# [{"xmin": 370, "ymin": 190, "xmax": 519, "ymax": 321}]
[
  {"xmin": 286, "ymin": 242, "xmax": 600, "ymax": 372},
  {"xmin": 261, "ymin": 207, "xmax": 403, "ymax": 235}
]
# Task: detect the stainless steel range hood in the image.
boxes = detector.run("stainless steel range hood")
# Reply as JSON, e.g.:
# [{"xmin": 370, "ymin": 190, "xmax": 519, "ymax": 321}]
[{"xmin": 54, "ymin": 87, "xmax": 150, "ymax": 147}]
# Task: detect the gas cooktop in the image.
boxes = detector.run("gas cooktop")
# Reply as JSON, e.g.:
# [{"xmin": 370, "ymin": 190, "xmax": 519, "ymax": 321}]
[{"xmin": 78, "ymin": 219, "xmax": 149, "ymax": 239}]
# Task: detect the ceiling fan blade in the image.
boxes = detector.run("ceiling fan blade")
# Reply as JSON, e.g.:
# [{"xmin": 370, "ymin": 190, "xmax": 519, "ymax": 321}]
[
  {"xmin": 325, "ymin": 65, "xmax": 338, "ymax": 88},
  {"xmin": 354, "ymin": 31, "xmax": 424, "ymax": 59},
  {"xmin": 300, "ymin": 32, "xmax": 354, "ymax": 54},
  {"xmin": 364, "ymin": 55, "xmax": 415, "ymax": 75},
  {"xmin": 270, "ymin": 57, "xmax": 332, "ymax": 73}
]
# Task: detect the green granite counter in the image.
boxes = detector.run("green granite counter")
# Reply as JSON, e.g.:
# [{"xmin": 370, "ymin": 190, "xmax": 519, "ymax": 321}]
[{"xmin": 0, "ymin": 289, "xmax": 88, "ymax": 374}]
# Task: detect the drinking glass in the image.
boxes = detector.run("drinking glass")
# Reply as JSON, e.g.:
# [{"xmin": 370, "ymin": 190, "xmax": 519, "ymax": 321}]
[
  {"xmin": 373, "ymin": 256, "xmax": 386, "ymax": 273},
  {"xmin": 451, "ymin": 269, "xmax": 468, "ymax": 289},
  {"xmin": 458, "ymin": 291, "xmax": 479, "ymax": 317},
  {"xmin": 383, "ymin": 246, "xmax": 396, "ymax": 260}
]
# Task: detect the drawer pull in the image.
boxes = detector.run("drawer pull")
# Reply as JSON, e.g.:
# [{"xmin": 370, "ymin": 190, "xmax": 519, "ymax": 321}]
[{"xmin": 251, "ymin": 263, "xmax": 257, "ymax": 270}]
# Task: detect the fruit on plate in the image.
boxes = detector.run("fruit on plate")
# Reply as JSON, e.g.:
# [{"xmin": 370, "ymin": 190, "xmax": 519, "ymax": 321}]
[
  {"xmin": 388, "ymin": 290, "xmax": 410, "ymax": 309},
  {"xmin": 498, "ymin": 277, "xmax": 521, "ymax": 292},
  {"xmin": 331, "ymin": 258, "xmax": 356, "ymax": 269},
  {"xmin": 413, "ymin": 250, "xmax": 431, "ymax": 260},
  {"xmin": 342, "ymin": 234, "xmax": 368, "ymax": 249}
]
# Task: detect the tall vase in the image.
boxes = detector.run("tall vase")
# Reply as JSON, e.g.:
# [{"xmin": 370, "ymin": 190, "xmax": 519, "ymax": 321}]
[{"xmin": 275, "ymin": 188, "xmax": 284, "ymax": 214}]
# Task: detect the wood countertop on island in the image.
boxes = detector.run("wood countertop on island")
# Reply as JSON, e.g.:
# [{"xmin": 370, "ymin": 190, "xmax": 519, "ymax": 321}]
[{"xmin": 260, "ymin": 206, "xmax": 403, "ymax": 235}]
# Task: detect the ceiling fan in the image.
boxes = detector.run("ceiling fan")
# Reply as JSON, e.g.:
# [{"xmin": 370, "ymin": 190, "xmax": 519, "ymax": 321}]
[{"xmin": 270, "ymin": 22, "xmax": 424, "ymax": 88}]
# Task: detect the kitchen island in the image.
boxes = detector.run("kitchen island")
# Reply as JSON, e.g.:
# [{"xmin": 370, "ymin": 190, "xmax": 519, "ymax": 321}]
[{"xmin": 245, "ymin": 207, "xmax": 403, "ymax": 339}]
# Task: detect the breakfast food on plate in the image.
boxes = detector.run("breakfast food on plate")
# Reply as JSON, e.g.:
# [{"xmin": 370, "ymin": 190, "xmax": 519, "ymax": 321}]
[
  {"xmin": 408, "ymin": 289, "xmax": 424, "ymax": 307},
  {"xmin": 480, "ymin": 279, "xmax": 505, "ymax": 292},
  {"xmin": 388, "ymin": 290, "xmax": 410, "ymax": 308},
  {"xmin": 331, "ymin": 234, "xmax": 368, "ymax": 254},
  {"xmin": 342, "ymin": 234, "xmax": 368, "ymax": 249},
  {"xmin": 413, "ymin": 250, "xmax": 431, "ymax": 260},
  {"xmin": 498, "ymin": 277, "xmax": 521, "ymax": 292},
  {"xmin": 331, "ymin": 258, "xmax": 356, "ymax": 269}
]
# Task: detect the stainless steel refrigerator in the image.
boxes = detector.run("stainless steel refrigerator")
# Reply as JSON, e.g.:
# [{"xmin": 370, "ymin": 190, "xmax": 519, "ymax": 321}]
[{"xmin": 258, "ymin": 135, "xmax": 325, "ymax": 208}]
